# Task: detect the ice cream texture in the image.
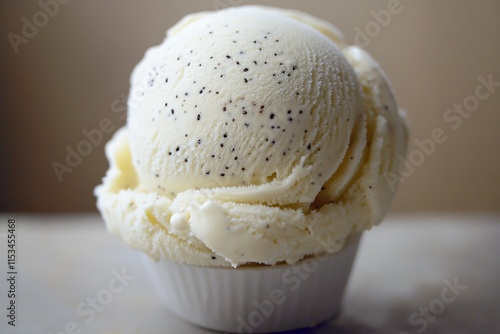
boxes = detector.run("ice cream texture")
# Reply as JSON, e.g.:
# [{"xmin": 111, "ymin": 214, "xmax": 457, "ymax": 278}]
[{"xmin": 95, "ymin": 6, "xmax": 408, "ymax": 267}]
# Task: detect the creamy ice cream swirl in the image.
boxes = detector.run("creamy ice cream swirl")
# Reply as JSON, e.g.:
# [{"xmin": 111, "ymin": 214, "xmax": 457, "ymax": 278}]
[{"xmin": 95, "ymin": 6, "xmax": 408, "ymax": 267}]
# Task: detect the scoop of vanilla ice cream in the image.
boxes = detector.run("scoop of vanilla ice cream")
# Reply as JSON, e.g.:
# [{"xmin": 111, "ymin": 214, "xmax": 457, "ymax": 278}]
[
  {"xmin": 95, "ymin": 6, "xmax": 408, "ymax": 267},
  {"xmin": 127, "ymin": 6, "xmax": 361, "ymax": 206}
]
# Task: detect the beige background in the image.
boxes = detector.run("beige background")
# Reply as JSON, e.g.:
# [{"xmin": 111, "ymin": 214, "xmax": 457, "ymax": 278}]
[{"xmin": 1, "ymin": 0, "xmax": 499, "ymax": 213}]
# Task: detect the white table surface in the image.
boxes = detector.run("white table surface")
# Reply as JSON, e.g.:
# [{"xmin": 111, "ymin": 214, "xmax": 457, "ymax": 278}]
[{"xmin": 0, "ymin": 214, "xmax": 499, "ymax": 334}]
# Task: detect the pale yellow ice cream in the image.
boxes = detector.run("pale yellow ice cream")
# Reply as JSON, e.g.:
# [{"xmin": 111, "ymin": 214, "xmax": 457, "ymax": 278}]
[{"xmin": 95, "ymin": 6, "xmax": 408, "ymax": 267}]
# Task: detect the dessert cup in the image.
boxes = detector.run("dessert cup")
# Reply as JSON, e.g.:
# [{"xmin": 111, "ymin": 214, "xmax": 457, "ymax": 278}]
[
  {"xmin": 95, "ymin": 5, "xmax": 408, "ymax": 334},
  {"xmin": 142, "ymin": 233, "xmax": 362, "ymax": 333}
]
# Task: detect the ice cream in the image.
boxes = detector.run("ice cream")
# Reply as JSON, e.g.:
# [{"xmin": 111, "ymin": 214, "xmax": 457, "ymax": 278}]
[{"xmin": 95, "ymin": 6, "xmax": 408, "ymax": 267}]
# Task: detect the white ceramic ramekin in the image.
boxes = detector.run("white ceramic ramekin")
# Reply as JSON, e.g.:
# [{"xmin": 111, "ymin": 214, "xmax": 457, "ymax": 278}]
[{"xmin": 142, "ymin": 234, "xmax": 361, "ymax": 333}]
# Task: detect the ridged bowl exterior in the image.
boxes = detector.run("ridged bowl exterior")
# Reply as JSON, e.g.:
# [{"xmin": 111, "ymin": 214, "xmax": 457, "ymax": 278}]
[{"xmin": 142, "ymin": 234, "xmax": 361, "ymax": 333}]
